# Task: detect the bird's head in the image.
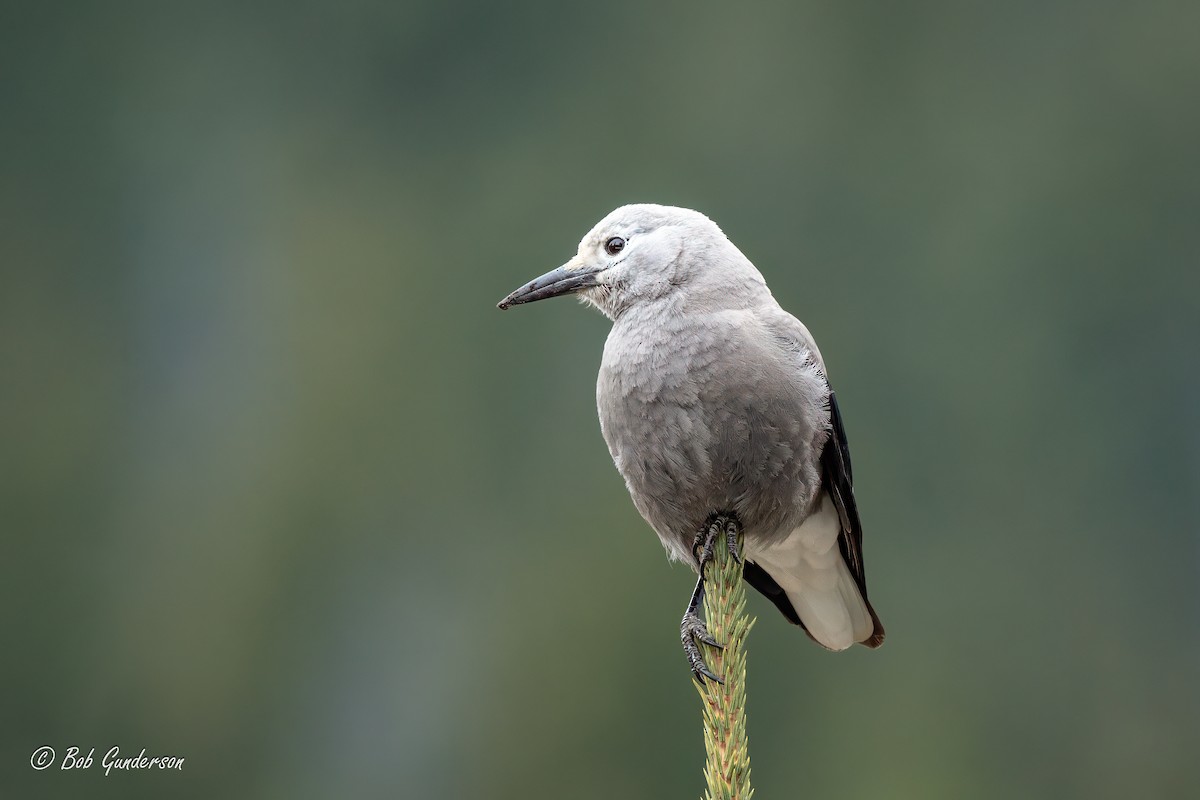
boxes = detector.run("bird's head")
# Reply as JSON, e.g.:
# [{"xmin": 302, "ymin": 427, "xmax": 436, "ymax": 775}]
[{"xmin": 497, "ymin": 204, "xmax": 768, "ymax": 319}]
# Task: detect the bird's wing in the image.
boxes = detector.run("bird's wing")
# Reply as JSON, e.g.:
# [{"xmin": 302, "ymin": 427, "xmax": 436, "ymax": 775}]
[
  {"xmin": 758, "ymin": 309, "xmax": 885, "ymax": 647},
  {"xmin": 823, "ymin": 390, "xmax": 862, "ymax": 580},
  {"xmin": 820, "ymin": 380, "xmax": 885, "ymax": 647}
]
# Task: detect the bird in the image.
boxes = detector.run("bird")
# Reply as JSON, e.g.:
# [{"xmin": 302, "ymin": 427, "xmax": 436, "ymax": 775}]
[{"xmin": 497, "ymin": 204, "xmax": 884, "ymax": 680}]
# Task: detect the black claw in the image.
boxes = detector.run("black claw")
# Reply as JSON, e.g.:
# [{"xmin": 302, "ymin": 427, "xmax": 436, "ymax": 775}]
[
  {"xmin": 683, "ymin": 633, "xmax": 723, "ymax": 683},
  {"xmin": 692, "ymin": 661, "xmax": 722, "ymax": 684},
  {"xmin": 681, "ymin": 609, "xmax": 723, "ymax": 682}
]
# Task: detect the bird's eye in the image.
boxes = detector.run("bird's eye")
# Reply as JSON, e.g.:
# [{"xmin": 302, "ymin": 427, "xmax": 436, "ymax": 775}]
[{"xmin": 604, "ymin": 236, "xmax": 626, "ymax": 256}]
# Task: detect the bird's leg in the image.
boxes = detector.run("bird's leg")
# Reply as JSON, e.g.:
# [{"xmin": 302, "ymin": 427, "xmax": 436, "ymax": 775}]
[
  {"xmin": 681, "ymin": 572, "xmax": 722, "ymax": 683},
  {"xmin": 681, "ymin": 516, "xmax": 727, "ymax": 683}
]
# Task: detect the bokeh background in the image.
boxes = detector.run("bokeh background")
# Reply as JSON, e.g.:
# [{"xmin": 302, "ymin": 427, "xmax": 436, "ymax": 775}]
[{"xmin": 4, "ymin": 2, "xmax": 1198, "ymax": 798}]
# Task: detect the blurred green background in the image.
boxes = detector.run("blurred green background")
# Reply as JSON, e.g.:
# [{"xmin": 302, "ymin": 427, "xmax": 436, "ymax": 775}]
[{"xmin": 4, "ymin": 1, "xmax": 1198, "ymax": 798}]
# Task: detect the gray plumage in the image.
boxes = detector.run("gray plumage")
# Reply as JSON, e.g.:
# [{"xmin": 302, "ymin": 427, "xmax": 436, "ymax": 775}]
[{"xmin": 499, "ymin": 204, "xmax": 883, "ymax": 653}]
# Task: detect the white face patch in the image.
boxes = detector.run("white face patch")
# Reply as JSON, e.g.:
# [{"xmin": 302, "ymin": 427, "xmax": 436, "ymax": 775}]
[{"xmin": 577, "ymin": 283, "xmax": 614, "ymax": 318}]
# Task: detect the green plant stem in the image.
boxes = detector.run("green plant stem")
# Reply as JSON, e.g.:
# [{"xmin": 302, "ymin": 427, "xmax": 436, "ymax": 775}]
[{"xmin": 695, "ymin": 524, "xmax": 755, "ymax": 800}]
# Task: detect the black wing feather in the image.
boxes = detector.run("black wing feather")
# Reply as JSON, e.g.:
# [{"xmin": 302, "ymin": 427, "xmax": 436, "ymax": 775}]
[
  {"xmin": 741, "ymin": 387, "xmax": 884, "ymax": 647},
  {"xmin": 820, "ymin": 389, "xmax": 884, "ymax": 647}
]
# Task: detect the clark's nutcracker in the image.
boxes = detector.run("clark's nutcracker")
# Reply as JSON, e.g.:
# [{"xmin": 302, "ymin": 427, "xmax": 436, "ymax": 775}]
[{"xmin": 498, "ymin": 204, "xmax": 884, "ymax": 679}]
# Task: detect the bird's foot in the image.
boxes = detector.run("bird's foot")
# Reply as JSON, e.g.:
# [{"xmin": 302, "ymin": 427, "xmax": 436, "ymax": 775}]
[
  {"xmin": 691, "ymin": 516, "xmax": 723, "ymax": 569},
  {"xmin": 691, "ymin": 514, "xmax": 741, "ymax": 568},
  {"xmin": 681, "ymin": 607, "xmax": 723, "ymax": 684},
  {"xmin": 682, "ymin": 516, "xmax": 735, "ymax": 683},
  {"xmin": 723, "ymin": 516, "xmax": 742, "ymax": 563}
]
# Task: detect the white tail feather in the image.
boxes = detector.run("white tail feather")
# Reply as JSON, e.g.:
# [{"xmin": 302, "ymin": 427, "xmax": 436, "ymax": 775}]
[{"xmin": 746, "ymin": 494, "xmax": 873, "ymax": 651}]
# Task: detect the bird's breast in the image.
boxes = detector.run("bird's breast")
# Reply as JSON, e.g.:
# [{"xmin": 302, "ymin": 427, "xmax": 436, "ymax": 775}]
[{"xmin": 596, "ymin": 312, "xmax": 828, "ymax": 554}]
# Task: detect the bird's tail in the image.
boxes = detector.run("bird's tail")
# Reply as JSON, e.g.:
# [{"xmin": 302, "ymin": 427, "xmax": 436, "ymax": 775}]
[{"xmin": 745, "ymin": 498, "xmax": 883, "ymax": 651}]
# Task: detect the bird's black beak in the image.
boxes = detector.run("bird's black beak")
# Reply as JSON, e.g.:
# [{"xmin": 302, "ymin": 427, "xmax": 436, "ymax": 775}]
[{"xmin": 497, "ymin": 263, "xmax": 602, "ymax": 310}]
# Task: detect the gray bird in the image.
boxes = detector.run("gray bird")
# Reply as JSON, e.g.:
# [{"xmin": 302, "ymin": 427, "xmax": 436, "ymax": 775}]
[{"xmin": 498, "ymin": 204, "xmax": 884, "ymax": 679}]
